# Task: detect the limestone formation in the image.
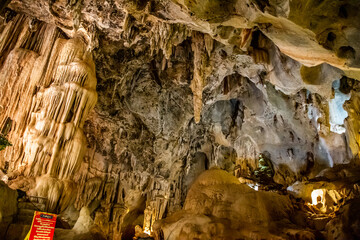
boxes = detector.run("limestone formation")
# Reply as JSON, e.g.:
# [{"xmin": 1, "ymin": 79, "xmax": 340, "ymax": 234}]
[
  {"xmin": 154, "ymin": 169, "xmax": 312, "ymax": 240},
  {"xmin": 1, "ymin": 0, "xmax": 360, "ymax": 240}
]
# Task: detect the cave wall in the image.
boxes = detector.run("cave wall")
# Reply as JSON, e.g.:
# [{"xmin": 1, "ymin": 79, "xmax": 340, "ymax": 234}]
[{"xmin": 1, "ymin": 0, "xmax": 360, "ymax": 239}]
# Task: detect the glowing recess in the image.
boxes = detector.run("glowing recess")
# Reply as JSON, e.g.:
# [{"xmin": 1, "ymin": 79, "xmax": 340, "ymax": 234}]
[{"xmin": 311, "ymin": 189, "xmax": 325, "ymax": 205}]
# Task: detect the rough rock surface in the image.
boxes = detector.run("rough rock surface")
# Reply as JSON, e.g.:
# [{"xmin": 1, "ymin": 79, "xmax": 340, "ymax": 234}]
[
  {"xmin": 154, "ymin": 169, "xmax": 305, "ymax": 240},
  {"xmin": 0, "ymin": 0, "xmax": 360, "ymax": 239},
  {"xmin": 0, "ymin": 181, "xmax": 17, "ymax": 239}
]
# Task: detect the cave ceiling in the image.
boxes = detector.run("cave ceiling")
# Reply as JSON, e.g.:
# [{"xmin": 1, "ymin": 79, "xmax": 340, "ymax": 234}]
[{"xmin": 1, "ymin": 0, "xmax": 360, "ymax": 239}]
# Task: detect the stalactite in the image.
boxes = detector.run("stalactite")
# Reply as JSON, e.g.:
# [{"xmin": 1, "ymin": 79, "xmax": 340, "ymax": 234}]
[
  {"xmin": 190, "ymin": 32, "xmax": 210, "ymax": 123},
  {"xmin": 344, "ymin": 90, "xmax": 360, "ymax": 157},
  {"xmin": 123, "ymin": 13, "xmax": 134, "ymax": 41},
  {"xmin": 21, "ymin": 37, "xmax": 97, "ymax": 183},
  {"xmin": 250, "ymin": 31, "xmax": 269, "ymax": 64},
  {"xmin": 0, "ymin": 13, "xmax": 97, "ymax": 211},
  {"xmin": 150, "ymin": 24, "xmax": 214, "ymax": 124},
  {"xmin": 204, "ymin": 34, "xmax": 213, "ymax": 57},
  {"xmin": 239, "ymin": 28, "xmax": 253, "ymax": 50},
  {"xmin": 0, "ymin": 14, "xmax": 60, "ymax": 173},
  {"xmin": 150, "ymin": 22, "xmax": 191, "ymax": 60},
  {"xmin": 75, "ymin": 177, "xmax": 103, "ymax": 208}
]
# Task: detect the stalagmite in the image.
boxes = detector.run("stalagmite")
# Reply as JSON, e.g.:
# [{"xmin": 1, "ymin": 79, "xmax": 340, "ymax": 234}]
[{"xmin": 142, "ymin": 176, "xmax": 182, "ymax": 234}]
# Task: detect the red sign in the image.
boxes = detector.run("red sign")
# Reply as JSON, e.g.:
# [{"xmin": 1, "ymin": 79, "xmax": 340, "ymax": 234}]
[{"xmin": 28, "ymin": 211, "xmax": 57, "ymax": 240}]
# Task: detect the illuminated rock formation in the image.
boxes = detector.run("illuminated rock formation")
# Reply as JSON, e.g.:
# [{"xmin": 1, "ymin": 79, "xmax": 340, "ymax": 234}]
[
  {"xmin": 0, "ymin": 13, "xmax": 97, "ymax": 211},
  {"xmin": 1, "ymin": 1, "xmax": 360, "ymax": 240},
  {"xmin": 153, "ymin": 169, "xmax": 312, "ymax": 239}
]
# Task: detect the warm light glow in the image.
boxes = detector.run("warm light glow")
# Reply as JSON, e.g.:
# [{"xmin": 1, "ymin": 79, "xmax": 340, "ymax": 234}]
[
  {"xmin": 311, "ymin": 189, "xmax": 325, "ymax": 205},
  {"xmin": 1, "ymin": 175, "xmax": 8, "ymax": 183},
  {"xmin": 143, "ymin": 227, "xmax": 151, "ymax": 235},
  {"xmin": 246, "ymin": 183, "xmax": 260, "ymax": 191}
]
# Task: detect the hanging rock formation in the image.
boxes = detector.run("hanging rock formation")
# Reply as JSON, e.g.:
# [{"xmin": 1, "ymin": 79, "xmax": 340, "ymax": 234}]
[
  {"xmin": 1, "ymin": 1, "xmax": 360, "ymax": 240},
  {"xmin": 0, "ymin": 13, "xmax": 97, "ymax": 212}
]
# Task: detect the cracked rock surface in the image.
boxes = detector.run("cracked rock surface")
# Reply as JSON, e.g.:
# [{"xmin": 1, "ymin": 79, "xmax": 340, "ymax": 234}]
[{"xmin": 1, "ymin": 0, "xmax": 360, "ymax": 239}]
